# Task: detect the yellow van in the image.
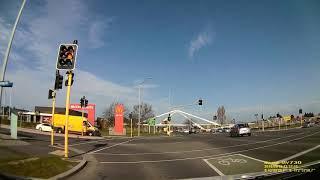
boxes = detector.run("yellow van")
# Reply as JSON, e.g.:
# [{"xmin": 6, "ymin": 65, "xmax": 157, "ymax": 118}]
[{"xmin": 53, "ymin": 114, "xmax": 100, "ymax": 136}]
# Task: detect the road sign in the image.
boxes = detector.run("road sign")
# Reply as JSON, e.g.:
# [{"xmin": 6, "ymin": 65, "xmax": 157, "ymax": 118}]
[
  {"xmin": 148, "ymin": 118, "xmax": 156, "ymax": 126},
  {"xmin": 0, "ymin": 81, "xmax": 13, "ymax": 87},
  {"xmin": 56, "ymin": 44, "xmax": 78, "ymax": 70}
]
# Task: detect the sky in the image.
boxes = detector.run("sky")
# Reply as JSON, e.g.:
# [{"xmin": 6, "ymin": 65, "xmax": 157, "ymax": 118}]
[{"xmin": 0, "ymin": 0, "xmax": 320, "ymax": 123}]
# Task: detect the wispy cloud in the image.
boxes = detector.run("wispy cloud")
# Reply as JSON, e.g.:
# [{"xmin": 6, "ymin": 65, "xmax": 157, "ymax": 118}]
[
  {"xmin": 188, "ymin": 27, "xmax": 214, "ymax": 58},
  {"xmin": 88, "ymin": 17, "xmax": 114, "ymax": 48},
  {"xmin": 0, "ymin": 0, "xmax": 140, "ymax": 115}
]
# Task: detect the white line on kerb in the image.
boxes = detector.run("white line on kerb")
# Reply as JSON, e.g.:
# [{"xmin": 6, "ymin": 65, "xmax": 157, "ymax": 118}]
[
  {"xmin": 89, "ymin": 139, "xmax": 133, "ymax": 154},
  {"xmin": 280, "ymin": 144, "xmax": 320, "ymax": 161},
  {"xmin": 203, "ymin": 159, "xmax": 224, "ymax": 176},
  {"xmin": 91, "ymin": 132, "xmax": 304, "ymax": 155},
  {"xmin": 99, "ymin": 131, "xmax": 320, "ymax": 164}
]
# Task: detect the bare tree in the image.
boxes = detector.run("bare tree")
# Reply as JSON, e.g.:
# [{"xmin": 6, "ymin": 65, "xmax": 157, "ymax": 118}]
[
  {"xmin": 131, "ymin": 103, "xmax": 155, "ymax": 125},
  {"xmin": 102, "ymin": 102, "xmax": 129, "ymax": 126},
  {"xmin": 217, "ymin": 106, "xmax": 226, "ymax": 125}
]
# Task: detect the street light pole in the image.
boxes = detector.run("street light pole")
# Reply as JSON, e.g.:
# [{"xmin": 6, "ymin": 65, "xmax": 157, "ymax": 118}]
[
  {"xmin": 137, "ymin": 77, "xmax": 152, "ymax": 137},
  {"xmin": 138, "ymin": 86, "xmax": 141, "ymax": 136}
]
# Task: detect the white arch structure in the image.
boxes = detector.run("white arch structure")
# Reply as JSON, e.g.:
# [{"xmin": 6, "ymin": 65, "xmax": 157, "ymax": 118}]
[{"xmin": 152, "ymin": 109, "xmax": 220, "ymax": 130}]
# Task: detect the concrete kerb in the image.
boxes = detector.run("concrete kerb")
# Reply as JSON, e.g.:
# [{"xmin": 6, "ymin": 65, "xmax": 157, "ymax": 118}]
[{"xmin": 49, "ymin": 157, "xmax": 87, "ymax": 180}]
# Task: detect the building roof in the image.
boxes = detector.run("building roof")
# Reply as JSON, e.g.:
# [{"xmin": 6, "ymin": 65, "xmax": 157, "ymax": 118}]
[{"xmin": 34, "ymin": 106, "xmax": 87, "ymax": 117}]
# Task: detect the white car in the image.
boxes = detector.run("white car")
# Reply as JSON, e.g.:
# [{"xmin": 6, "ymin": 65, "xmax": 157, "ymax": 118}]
[
  {"xmin": 230, "ymin": 123, "xmax": 251, "ymax": 137},
  {"xmin": 36, "ymin": 123, "xmax": 53, "ymax": 132}
]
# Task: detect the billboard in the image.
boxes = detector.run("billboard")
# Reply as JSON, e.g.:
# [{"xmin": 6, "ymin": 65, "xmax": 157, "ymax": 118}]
[
  {"xmin": 114, "ymin": 104, "xmax": 124, "ymax": 134},
  {"xmin": 70, "ymin": 104, "xmax": 96, "ymax": 125}
]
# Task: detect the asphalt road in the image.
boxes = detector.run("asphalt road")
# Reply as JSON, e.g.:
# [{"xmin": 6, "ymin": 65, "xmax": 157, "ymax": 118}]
[
  {"xmin": 66, "ymin": 126, "xmax": 320, "ymax": 180},
  {"xmin": 1, "ymin": 126, "xmax": 319, "ymax": 179}
]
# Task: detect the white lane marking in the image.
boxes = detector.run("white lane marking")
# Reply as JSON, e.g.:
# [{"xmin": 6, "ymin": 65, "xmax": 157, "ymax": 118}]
[
  {"xmin": 88, "ymin": 139, "xmax": 133, "ymax": 154},
  {"xmin": 237, "ymin": 154, "xmax": 265, "ymax": 163},
  {"xmin": 203, "ymin": 159, "xmax": 224, "ymax": 176},
  {"xmin": 99, "ymin": 131, "xmax": 320, "ymax": 164},
  {"xmin": 92, "ymin": 132, "xmax": 304, "ymax": 155},
  {"xmin": 280, "ymin": 144, "xmax": 320, "ymax": 161}
]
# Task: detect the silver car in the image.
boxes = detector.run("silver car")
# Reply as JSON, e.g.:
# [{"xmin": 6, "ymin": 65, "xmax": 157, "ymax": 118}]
[{"xmin": 230, "ymin": 123, "xmax": 251, "ymax": 137}]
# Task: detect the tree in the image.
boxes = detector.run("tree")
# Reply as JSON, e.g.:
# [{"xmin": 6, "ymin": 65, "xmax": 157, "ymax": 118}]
[
  {"xmin": 217, "ymin": 106, "xmax": 226, "ymax": 125},
  {"xmin": 102, "ymin": 102, "xmax": 129, "ymax": 126},
  {"xmin": 131, "ymin": 103, "xmax": 155, "ymax": 125}
]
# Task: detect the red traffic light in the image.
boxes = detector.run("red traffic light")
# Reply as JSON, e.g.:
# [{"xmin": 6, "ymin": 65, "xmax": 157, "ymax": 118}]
[{"xmin": 56, "ymin": 44, "xmax": 78, "ymax": 70}]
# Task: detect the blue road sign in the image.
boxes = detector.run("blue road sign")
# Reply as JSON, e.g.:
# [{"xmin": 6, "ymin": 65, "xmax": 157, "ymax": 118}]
[{"xmin": 0, "ymin": 81, "xmax": 13, "ymax": 87}]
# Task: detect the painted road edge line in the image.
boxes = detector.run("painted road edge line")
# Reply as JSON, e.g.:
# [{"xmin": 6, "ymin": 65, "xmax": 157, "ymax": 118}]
[
  {"xmin": 280, "ymin": 144, "xmax": 320, "ymax": 161},
  {"xmin": 203, "ymin": 159, "xmax": 224, "ymax": 176},
  {"xmin": 89, "ymin": 139, "xmax": 133, "ymax": 154}
]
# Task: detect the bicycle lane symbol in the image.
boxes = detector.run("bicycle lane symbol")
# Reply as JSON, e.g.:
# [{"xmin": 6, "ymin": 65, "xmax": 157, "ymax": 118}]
[{"xmin": 218, "ymin": 157, "xmax": 247, "ymax": 166}]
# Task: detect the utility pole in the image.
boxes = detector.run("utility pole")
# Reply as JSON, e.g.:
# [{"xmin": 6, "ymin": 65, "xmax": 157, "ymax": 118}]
[
  {"xmin": 138, "ymin": 86, "xmax": 141, "ymax": 136},
  {"xmin": 129, "ymin": 112, "xmax": 133, "ymax": 138},
  {"xmin": 137, "ymin": 77, "xmax": 152, "ymax": 136}
]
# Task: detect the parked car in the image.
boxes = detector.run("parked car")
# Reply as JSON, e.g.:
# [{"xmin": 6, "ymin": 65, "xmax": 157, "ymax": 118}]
[
  {"xmin": 223, "ymin": 127, "xmax": 231, "ymax": 133},
  {"xmin": 189, "ymin": 128, "xmax": 197, "ymax": 134},
  {"xmin": 217, "ymin": 128, "xmax": 223, "ymax": 133},
  {"xmin": 36, "ymin": 123, "xmax": 53, "ymax": 132},
  {"xmin": 230, "ymin": 123, "xmax": 251, "ymax": 137},
  {"xmin": 302, "ymin": 121, "xmax": 314, "ymax": 128}
]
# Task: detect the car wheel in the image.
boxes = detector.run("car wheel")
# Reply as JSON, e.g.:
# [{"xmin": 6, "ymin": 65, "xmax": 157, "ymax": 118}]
[{"xmin": 248, "ymin": 133, "xmax": 251, "ymax": 136}]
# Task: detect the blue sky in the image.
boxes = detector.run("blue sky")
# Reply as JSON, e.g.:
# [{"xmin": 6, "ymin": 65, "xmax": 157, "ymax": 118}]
[{"xmin": 0, "ymin": 0, "xmax": 320, "ymax": 122}]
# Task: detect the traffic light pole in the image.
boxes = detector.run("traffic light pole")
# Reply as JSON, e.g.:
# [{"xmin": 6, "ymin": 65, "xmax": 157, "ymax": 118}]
[
  {"xmin": 81, "ymin": 109, "xmax": 84, "ymax": 136},
  {"xmin": 51, "ymin": 92, "xmax": 56, "ymax": 146},
  {"xmin": 64, "ymin": 71, "xmax": 73, "ymax": 158},
  {"xmin": 130, "ymin": 118, "xmax": 133, "ymax": 138}
]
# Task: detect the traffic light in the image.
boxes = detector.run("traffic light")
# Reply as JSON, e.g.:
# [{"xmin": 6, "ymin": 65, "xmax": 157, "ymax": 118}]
[
  {"xmin": 129, "ymin": 113, "xmax": 133, "ymax": 119},
  {"xmin": 80, "ymin": 97, "xmax": 84, "ymax": 107},
  {"xmin": 85, "ymin": 99, "xmax": 88, "ymax": 107},
  {"xmin": 261, "ymin": 114, "xmax": 264, "ymax": 120},
  {"xmin": 56, "ymin": 44, "xmax": 78, "ymax": 70},
  {"xmin": 198, "ymin": 99, "xmax": 203, "ymax": 105},
  {"xmin": 48, "ymin": 89, "xmax": 55, "ymax": 99},
  {"xmin": 54, "ymin": 73, "xmax": 63, "ymax": 90},
  {"xmin": 168, "ymin": 114, "xmax": 171, "ymax": 121},
  {"xmin": 299, "ymin": 109, "xmax": 303, "ymax": 114},
  {"xmin": 213, "ymin": 115, "xmax": 217, "ymax": 120},
  {"xmin": 65, "ymin": 72, "xmax": 74, "ymax": 86}
]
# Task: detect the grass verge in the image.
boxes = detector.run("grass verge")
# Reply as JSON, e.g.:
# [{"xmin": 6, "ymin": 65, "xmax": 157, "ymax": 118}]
[{"xmin": 0, "ymin": 155, "xmax": 76, "ymax": 178}]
